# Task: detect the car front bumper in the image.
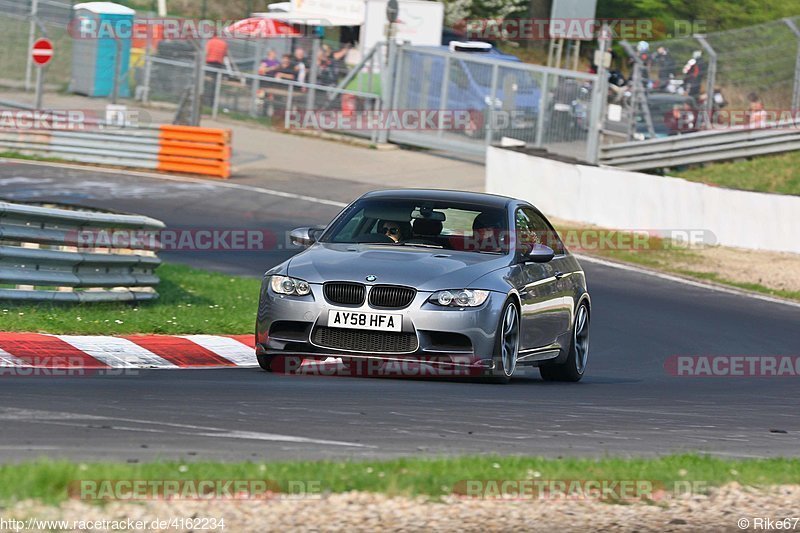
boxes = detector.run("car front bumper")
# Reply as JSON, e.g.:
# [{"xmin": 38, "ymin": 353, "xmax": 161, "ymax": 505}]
[{"xmin": 256, "ymin": 281, "xmax": 507, "ymax": 371}]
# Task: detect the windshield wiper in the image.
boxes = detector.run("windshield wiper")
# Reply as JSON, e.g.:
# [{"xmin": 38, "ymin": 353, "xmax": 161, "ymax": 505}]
[{"xmin": 396, "ymin": 242, "xmax": 444, "ymax": 249}]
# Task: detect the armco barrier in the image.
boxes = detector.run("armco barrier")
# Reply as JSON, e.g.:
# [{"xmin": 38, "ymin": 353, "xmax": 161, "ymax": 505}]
[
  {"xmin": 486, "ymin": 146, "xmax": 800, "ymax": 255},
  {"xmin": 0, "ymin": 124, "xmax": 231, "ymax": 179},
  {"xmin": 600, "ymin": 118, "xmax": 800, "ymax": 171},
  {"xmin": 0, "ymin": 201, "xmax": 165, "ymax": 302}
]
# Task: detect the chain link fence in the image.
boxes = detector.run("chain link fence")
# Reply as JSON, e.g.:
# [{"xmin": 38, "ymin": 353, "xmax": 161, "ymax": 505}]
[
  {"xmin": 0, "ymin": 0, "xmax": 73, "ymax": 94},
  {"xmin": 391, "ymin": 45, "xmax": 598, "ymax": 161},
  {"xmin": 619, "ymin": 16, "xmax": 800, "ymax": 139},
  {"xmin": 134, "ymin": 36, "xmax": 381, "ymax": 139}
]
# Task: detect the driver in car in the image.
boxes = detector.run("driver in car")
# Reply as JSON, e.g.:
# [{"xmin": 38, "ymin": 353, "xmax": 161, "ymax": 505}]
[{"xmin": 380, "ymin": 220, "xmax": 411, "ymax": 243}]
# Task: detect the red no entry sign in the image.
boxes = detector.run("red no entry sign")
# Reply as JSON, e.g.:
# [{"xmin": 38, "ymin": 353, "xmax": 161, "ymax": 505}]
[{"xmin": 31, "ymin": 38, "xmax": 54, "ymax": 67}]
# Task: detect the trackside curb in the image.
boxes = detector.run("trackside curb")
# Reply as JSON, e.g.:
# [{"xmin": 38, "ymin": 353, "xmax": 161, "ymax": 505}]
[{"xmin": 0, "ymin": 333, "xmax": 256, "ymax": 369}]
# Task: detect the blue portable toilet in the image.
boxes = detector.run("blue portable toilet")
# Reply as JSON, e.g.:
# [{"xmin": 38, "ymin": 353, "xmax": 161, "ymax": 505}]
[{"xmin": 70, "ymin": 2, "xmax": 135, "ymax": 97}]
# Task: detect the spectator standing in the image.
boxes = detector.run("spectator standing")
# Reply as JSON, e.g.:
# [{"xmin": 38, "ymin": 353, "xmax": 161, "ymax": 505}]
[
  {"xmin": 654, "ymin": 46, "xmax": 675, "ymax": 89},
  {"xmin": 293, "ymin": 47, "xmax": 309, "ymax": 84},
  {"xmin": 205, "ymin": 36, "xmax": 228, "ymax": 69},
  {"xmin": 683, "ymin": 51, "xmax": 704, "ymax": 98},
  {"xmin": 317, "ymin": 48, "xmax": 337, "ymax": 86},
  {"xmin": 329, "ymin": 43, "xmax": 351, "ymax": 81},
  {"xmin": 748, "ymin": 92, "xmax": 767, "ymax": 128}
]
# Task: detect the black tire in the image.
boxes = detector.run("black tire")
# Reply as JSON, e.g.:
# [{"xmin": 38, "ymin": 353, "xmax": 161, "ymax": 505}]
[
  {"xmin": 540, "ymin": 301, "xmax": 589, "ymax": 382},
  {"xmin": 257, "ymin": 353, "xmax": 274, "ymax": 372},
  {"xmin": 487, "ymin": 299, "xmax": 520, "ymax": 384},
  {"xmin": 258, "ymin": 354, "xmax": 304, "ymax": 373}
]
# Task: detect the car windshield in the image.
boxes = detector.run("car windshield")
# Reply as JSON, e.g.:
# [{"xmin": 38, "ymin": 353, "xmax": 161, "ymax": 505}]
[{"xmin": 320, "ymin": 198, "xmax": 509, "ymax": 254}]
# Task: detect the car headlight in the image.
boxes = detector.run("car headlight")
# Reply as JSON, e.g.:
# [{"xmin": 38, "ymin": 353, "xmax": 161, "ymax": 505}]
[
  {"xmin": 270, "ymin": 275, "xmax": 311, "ymax": 296},
  {"xmin": 428, "ymin": 289, "xmax": 490, "ymax": 307}
]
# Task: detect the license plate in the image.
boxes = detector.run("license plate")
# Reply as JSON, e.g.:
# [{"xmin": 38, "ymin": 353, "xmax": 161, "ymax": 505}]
[{"xmin": 327, "ymin": 310, "xmax": 402, "ymax": 332}]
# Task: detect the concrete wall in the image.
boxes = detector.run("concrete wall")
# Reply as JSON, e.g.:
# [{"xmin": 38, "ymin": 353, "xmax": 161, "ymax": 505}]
[{"xmin": 486, "ymin": 146, "xmax": 800, "ymax": 254}]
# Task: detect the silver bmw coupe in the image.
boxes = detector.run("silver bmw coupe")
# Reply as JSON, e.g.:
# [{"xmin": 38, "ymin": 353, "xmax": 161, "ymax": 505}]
[{"xmin": 256, "ymin": 189, "xmax": 590, "ymax": 383}]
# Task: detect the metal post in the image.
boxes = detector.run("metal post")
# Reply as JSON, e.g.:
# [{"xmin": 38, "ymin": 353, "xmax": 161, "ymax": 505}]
[
  {"xmin": 437, "ymin": 55, "xmax": 451, "ymax": 138},
  {"xmin": 785, "ymin": 18, "xmax": 800, "ymax": 111},
  {"xmin": 190, "ymin": 39, "xmax": 205, "ymax": 125},
  {"xmin": 249, "ymin": 74, "xmax": 259, "ymax": 118},
  {"xmin": 586, "ymin": 25, "xmax": 610, "ymax": 164},
  {"xmin": 378, "ymin": 39, "xmax": 397, "ymax": 144},
  {"xmin": 307, "ymin": 38, "xmax": 320, "ymax": 112},
  {"xmin": 111, "ymin": 38, "xmax": 122, "ymax": 104},
  {"xmin": 370, "ymin": 97, "xmax": 379, "ymax": 144},
  {"xmin": 695, "ymin": 35, "xmax": 717, "ymax": 129},
  {"xmin": 367, "ymin": 52, "xmax": 375, "ymax": 93},
  {"xmin": 141, "ymin": 24, "xmax": 152, "ymax": 103},
  {"xmin": 34, "ymin": 66, "xmax": 44, "ymax": 110},
  {"xmin": 534, "ymin": 71, "xmax": 548, "ymax": 147},
  {"xmin": 284, "ymin": 84, "xmax": 294, "ymax": 129},
  {"xmin": 25, "ymin": 0, "xmax": 39, "ymax": 91},
  {"xmin": 388, "ymin": 42, "xmax": 406, "ymax": 144},
  {"xmin": 554, "ymin": 39, "xmax": 564, "ymax": 70},
  {"xmin": 211, "ymin": 70, "xmax": 222, "ymax": 119},
  {"xmin": 484, "ymin": 63, "xmax": 499, "ymax": 146}
]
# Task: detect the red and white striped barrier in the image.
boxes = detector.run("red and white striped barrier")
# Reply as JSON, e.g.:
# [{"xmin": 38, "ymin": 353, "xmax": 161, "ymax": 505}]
[{"xmin": 0, "ymin": 333, "xmax": 255, "ymax": 369}]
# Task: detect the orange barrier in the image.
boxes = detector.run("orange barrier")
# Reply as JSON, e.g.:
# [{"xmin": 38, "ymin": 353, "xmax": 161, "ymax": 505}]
[{"xmin": 157, "ymin": 125, "xmax": 232, "ymax": 179}]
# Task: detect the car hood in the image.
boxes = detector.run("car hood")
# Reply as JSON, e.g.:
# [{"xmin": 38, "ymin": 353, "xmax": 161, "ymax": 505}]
[{"xmin": 287, "ymin": 243, "xmax": 509, "ymax": 291}]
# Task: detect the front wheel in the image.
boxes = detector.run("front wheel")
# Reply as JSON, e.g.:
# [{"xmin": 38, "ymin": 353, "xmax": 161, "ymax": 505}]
[
  {"xmin": 540, "ymin": 301, "xmax": 589, "ymax": 382},
  {"xmin": 257, "ymin": 353, "xmax": 274, "ymax": 372},
  {"xmin": 488, "ymin": 300, "xmax": 520, "ymax": 384},
  {"xmin": 257, "ymin": 354, "xmax": 304, "ymax": 373}
]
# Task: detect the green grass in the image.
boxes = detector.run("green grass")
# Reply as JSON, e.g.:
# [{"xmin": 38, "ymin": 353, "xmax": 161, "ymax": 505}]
[
  {"xmin": 0, "ymin": 150, "xmax": 69, "ymax": 164},
  {"xmin": 1, "ymin": 455, "xmax": 798, "ymax": 505},
  {"xmin": 674, "ymin": 270, "xmax": 800, "ymax": 301},
  {"xmin": 345, "ymin": 72, "xmax": 382, "ymax": 95},
  {"xmin": 671, "ymin": 152, "xmax": 800, "ymax": 196},
  {"xmin": 0, "ymin": 263, "xmax": 259, "ymax": 335}
]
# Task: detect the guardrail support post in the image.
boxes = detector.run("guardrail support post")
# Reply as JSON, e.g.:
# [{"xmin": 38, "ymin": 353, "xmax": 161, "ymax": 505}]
[
  {"xmin": 785, "ymin": 18, "xmax": 800, "ymax": 112},
  {"xmin": 694, "ymin": 35, "xmax": 717, "ymax": 129}
]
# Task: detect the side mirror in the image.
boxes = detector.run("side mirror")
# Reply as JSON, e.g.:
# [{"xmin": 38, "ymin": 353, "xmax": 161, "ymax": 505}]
[
  {"xmin": 290, "ymin": 226, "xmax": 325, "ymax": 247},
  {"xmin": 523, "ymin": 243, "xmax": 555, "ymax": 263}
]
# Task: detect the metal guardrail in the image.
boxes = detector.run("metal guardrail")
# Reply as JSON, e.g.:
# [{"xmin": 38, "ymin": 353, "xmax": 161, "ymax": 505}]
[
  {"xmin": 0, "ymin": 201, "xmax": 165, "ymax": 302},
  {"xmin": 599, "ymin": 119, "xmax": 800, "ymax": 170},
  {"xmin": 0, "ymin": 120, "xmax": 232, "ymax": 178}
]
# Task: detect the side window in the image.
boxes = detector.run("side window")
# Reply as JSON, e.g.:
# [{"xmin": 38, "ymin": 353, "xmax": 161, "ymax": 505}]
[
  {"xmin": 331, "ymin": 209, "xmax": 366, "ymax": 242},
  {"xmin": 515, "ymin": 208, "xmax": 564, "ymax": 255}
]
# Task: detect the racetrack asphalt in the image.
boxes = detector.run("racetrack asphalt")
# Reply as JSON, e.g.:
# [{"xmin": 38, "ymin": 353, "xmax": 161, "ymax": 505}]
[{"xmin": 0, "ymin": 161, "xmax": 797, "ymax": 462}]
